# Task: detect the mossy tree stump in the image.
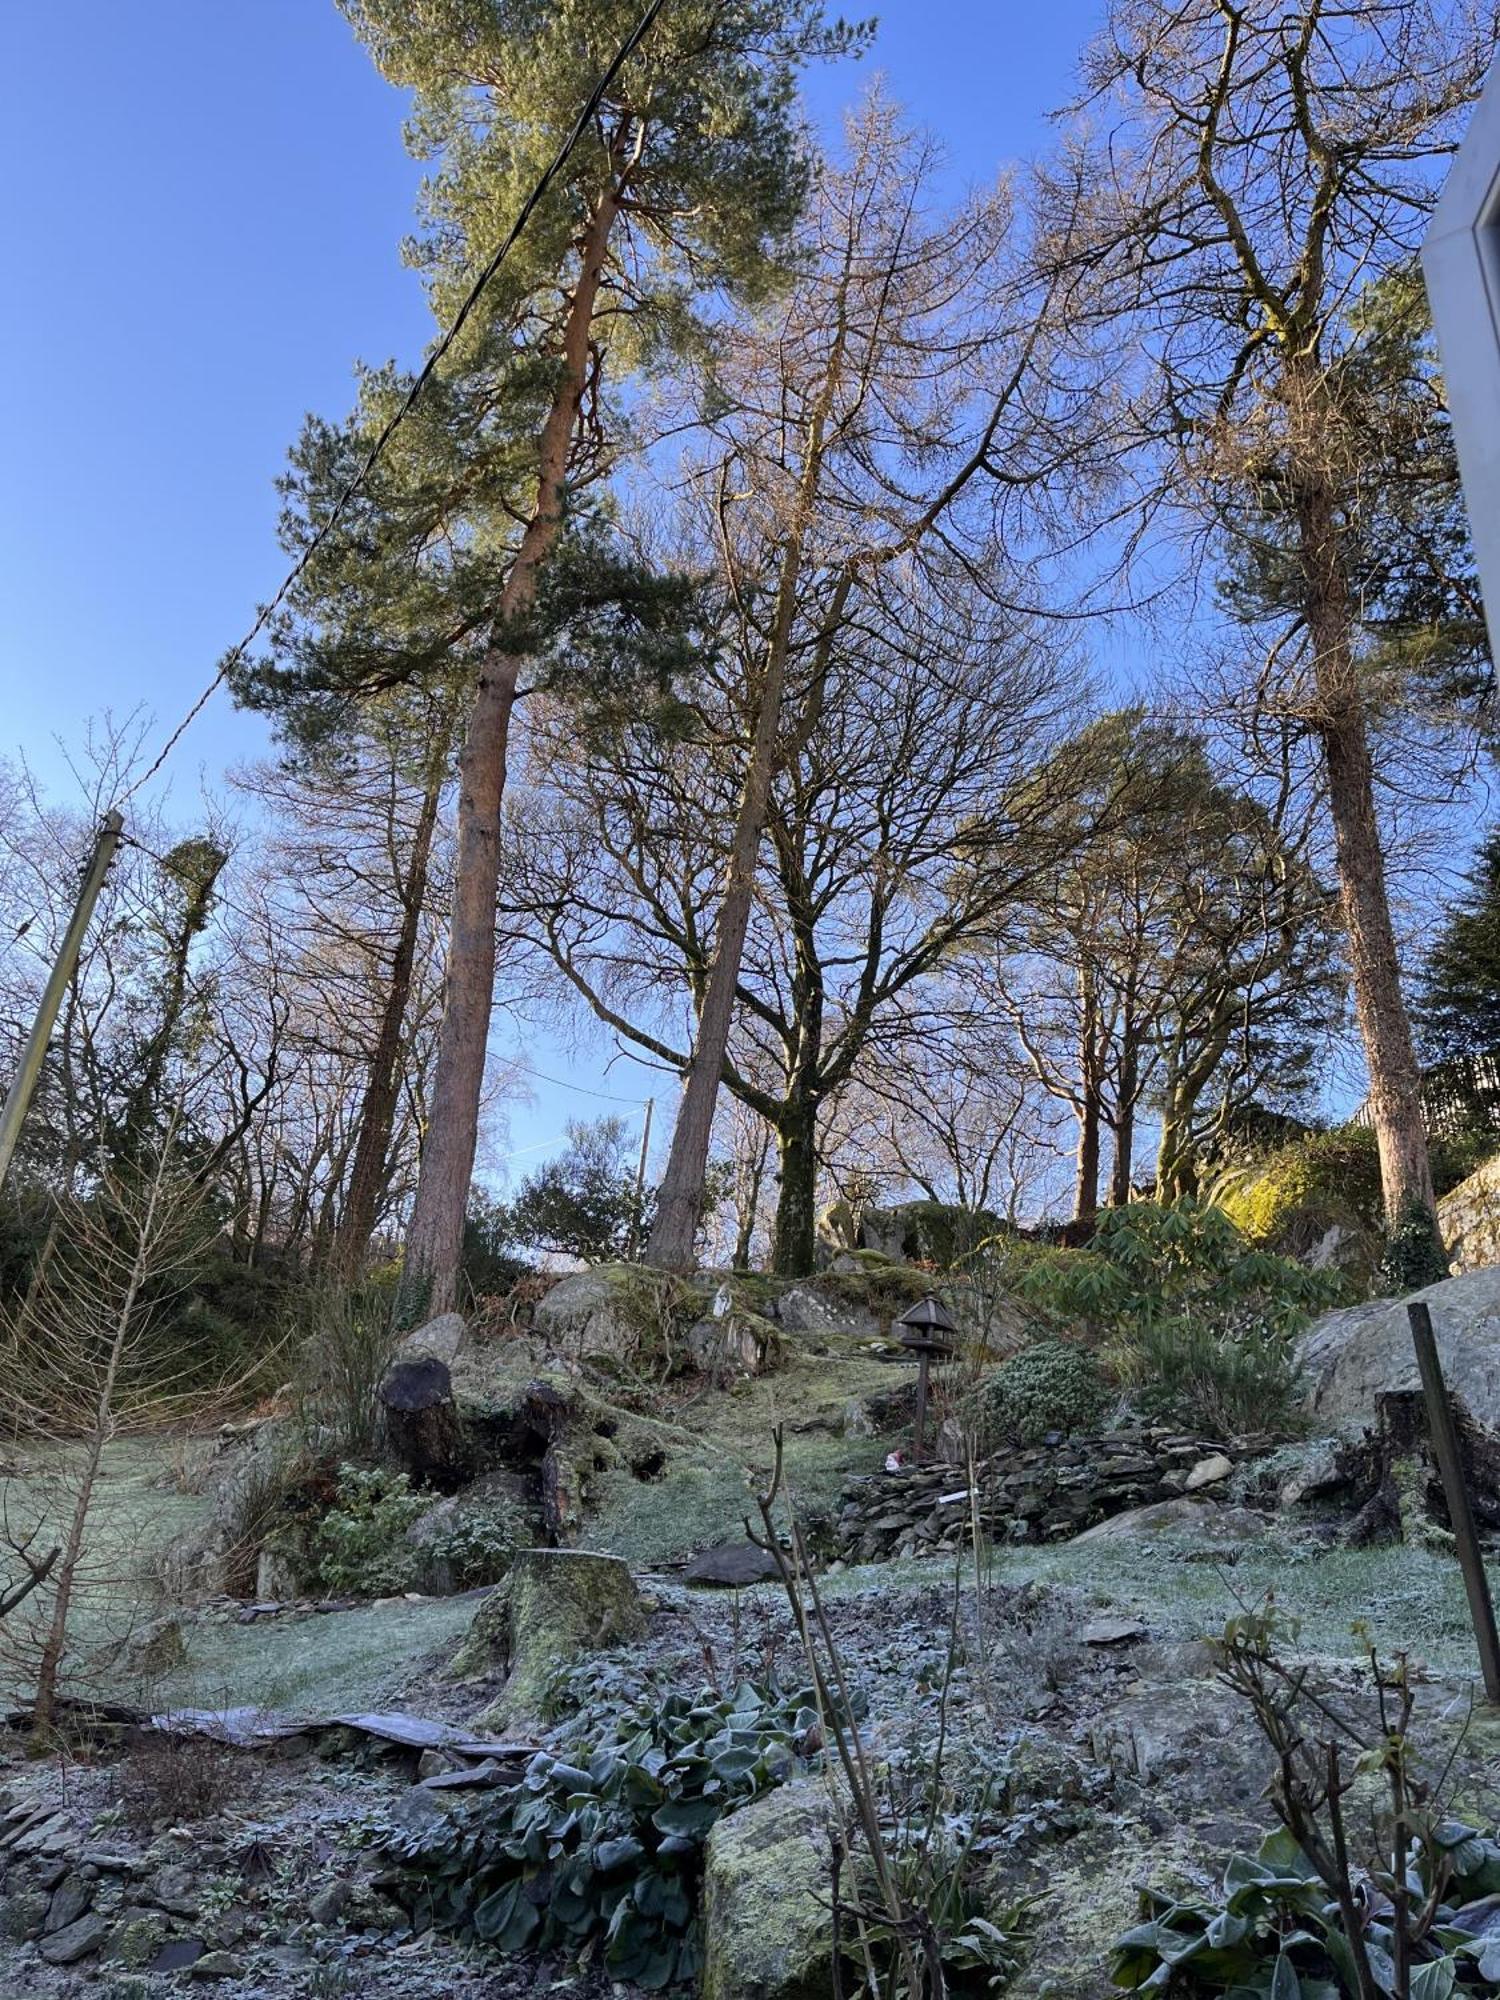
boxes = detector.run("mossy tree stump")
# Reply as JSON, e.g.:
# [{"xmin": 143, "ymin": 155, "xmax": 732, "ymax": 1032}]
[
  {"xmin": 1343, "ymin": 1389, "xmax": 1500, "ymax": 1548},
  {"xmin": 454, "ymin": 1548, "xmax": 646, "ymax": 1727}
]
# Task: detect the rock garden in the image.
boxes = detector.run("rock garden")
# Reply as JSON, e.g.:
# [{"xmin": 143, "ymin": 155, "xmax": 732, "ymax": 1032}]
[{"xmin": 6, "ymin": 1197, "xmax": 1500, "ymax": 1999}]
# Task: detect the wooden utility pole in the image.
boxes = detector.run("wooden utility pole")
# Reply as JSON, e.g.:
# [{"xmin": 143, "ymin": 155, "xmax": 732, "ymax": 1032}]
[
  {"xmin": 0, "ymin": 809, "xmax": 123, "ymax": 1194},
  {"xmin": 626, "ymin": 1098, "xmax": 654, "ymax": 1261},
  {"xmin": 1408, "ymin": 1300, "xmax": 1500, "ymax": 1703}
]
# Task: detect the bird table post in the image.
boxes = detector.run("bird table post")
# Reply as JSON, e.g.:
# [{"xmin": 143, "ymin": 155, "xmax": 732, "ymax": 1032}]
[
  {"xmin": 895, "ymin": 1294, "xmax": 958, "ymax": 1466},
  {"xmin": 1408, "ymin": 1299, "xmax": 1500, "ymax": 1705}
]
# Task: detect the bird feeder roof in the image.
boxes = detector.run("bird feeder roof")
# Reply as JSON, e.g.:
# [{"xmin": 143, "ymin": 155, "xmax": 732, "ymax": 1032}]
[{"xmin": 894, "ymin": 1293, "xmax": 958, "ymax": 1354}]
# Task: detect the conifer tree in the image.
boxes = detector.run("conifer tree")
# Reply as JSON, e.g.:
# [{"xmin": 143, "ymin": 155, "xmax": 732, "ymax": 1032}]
[
  {"xmin": 1042, "ymin": 0, "xmax": 1495, "ymax": 1248},
  {"xmin": 238, "ymin": 0, "xmax": 866, "ymax": 1313},
  {"xmin": 1417, "ymin": 830, "xmax": 1500, "ymax": 1067}
]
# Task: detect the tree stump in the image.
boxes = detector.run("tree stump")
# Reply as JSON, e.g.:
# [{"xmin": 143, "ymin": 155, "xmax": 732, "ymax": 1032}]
[
  {"xmin": 1343, "ymin": 1390, "xmax": 1500, "ymax": 1548},
  {"xmin": 517, "ymin": 1380, "xmax": 584, "ymax": 1545},
  {"xmin": 379, "ymin": 1355, "xmax": 468, "ymax": 1490},
  {"xmin": 454, "ymin": 1548, "xmax": 645, "ymax": 1727}
]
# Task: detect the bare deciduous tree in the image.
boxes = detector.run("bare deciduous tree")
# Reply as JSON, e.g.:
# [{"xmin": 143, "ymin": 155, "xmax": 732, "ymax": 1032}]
[{"xmin": 1043, "ymin": 0, "xmax": 1496, "ymax": 1237}]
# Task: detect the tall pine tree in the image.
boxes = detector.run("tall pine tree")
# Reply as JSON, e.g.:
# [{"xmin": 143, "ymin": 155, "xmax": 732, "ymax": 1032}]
[
  {"xmin": 1417, "ymin": 830, "xmax": 1500, "ymax": 1066},
  {"xmin": 237, "ymin": 0, "xmax": 866, "ymax": 1313}
]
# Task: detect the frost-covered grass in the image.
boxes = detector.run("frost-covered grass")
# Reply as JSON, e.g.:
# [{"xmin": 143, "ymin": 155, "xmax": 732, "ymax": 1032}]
[
  {"xmin": 148, "ymin": 1592, "xmax": 483, "ymax": 1717},
  {"xmin": 586, "ymin": 1340, "xmax": 894, "ymax": 1567},
  {"xmin": 820, "ymin": 1530, "xmax": 1499, "ymax": 1679},
  {"xmin": 0, "ymin": 1436, "xmax": 211, "ymax": 1705}
]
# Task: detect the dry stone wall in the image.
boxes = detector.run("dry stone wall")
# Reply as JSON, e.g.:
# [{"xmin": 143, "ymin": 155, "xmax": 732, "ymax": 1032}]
[{"xmin": 832, "ymin": 1425, "xmax": 1276, "ymax": 1561}]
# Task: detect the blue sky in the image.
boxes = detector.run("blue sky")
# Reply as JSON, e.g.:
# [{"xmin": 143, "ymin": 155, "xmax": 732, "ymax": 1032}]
[{"xmin": 0, "ymin": 0, "xmax": 1105, "ymax": 1180}]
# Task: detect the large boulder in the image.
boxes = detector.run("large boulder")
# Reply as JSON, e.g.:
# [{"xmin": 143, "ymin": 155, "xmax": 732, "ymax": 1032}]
[
  {"xmin": 1440, "ymin": 1153, "xmax": 1500, "ymax": 1274},
  {"xmin": 391, "ymin": 1310, "xmax": 467, "ymax": 1368},
  {"xmin": 855, "ymin": 1200, "xmax": 1005, "ymax": 1267},
  {"xmin": 532, "ymin": 1265, "xmax": 705, "ymax": 1368},
  {"xmin": 1296, "ymin": 1266, "xmax": 1500, "ymax": 1429},
  {"xmin": 1071, "ymin": 1497, "xmax": 1266, "ymax": 1544},
  {"xmin": 686, "ymin": 1306, "xmax": 781, "ymax": 1378},
  {"xmin": 700, "ymin": 1781, "xmax": 835, "ymax": 2000},
  {"xmin": 532, "ymin": 1268, "xmax": 639, "ymax": 1361}
]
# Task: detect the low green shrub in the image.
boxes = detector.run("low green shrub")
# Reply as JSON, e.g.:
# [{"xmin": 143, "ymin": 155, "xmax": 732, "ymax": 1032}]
[
  {"xmin": 975, "ymin": 1339, "xmax": 1111, "ymax": 1446},
  {"xmin": 1122, "ymin": 1316, "xmax": 1305, "ymax": 1438},
  {"xmin": 1112, "ymin": 1822, "xmax": 1500, "ymax": 1996},
  {"xmin": 990, "ymin": 1201, "xmax": 1335, "ymax": 1341},
  {"xmin": 290, "ymin": 1463, "xmax": 525, "ymax": 1598},
  {"xmin": 304, "ymin": 1464, "xmax": 429, "ymax": 1597},
  {"xmin": 385, "ymin": 1677, "xmax": 823, "ymax": 1989},
  {"xmin": 423, "ymin": 1497, "xmax": 528, "ymax": 1592},
  {"xmin": 977, "ymin": 1202, "xmax": 1336, "ymax": 1440}
]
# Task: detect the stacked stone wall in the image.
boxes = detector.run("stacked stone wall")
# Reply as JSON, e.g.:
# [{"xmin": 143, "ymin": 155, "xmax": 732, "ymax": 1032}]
[{"xmin": 833, "ymin": 1425, "xmax": 1276, "ymax": 1561}]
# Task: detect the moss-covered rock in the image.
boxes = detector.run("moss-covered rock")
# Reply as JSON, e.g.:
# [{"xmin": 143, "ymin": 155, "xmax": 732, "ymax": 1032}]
[
  {"xmin": 686, "ymin": 1305, "xmax": 784, "ymax": 1378},
  {"xmin": 101, "ymin": 1911, "xmax": 169, "ymax": 1968},
  {"xmin": 1222, "ymin": 1124, "xmax": 1490, "ymax": 1264},
  {"xmin": 1439, "ymin": 1149, "xmax": 1500, "ymax": 1274},
  {"xmin": 857, "ymin": 1200, "xmax": 1008, "ymax": 1268},
  {"xmin": 700, "ymin": 1780, "xmax": 835, "ymax": 2000},
  {"xmin": 456, "ymin": 1547, "xmax": 646, "ymax": 1727},
  {"xmin": 531, "ymin": 1265, "xmax": 709, "ymax": 1373}
]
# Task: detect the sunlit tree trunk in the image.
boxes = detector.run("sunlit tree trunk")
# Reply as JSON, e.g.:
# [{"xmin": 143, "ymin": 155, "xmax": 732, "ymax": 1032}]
[
  {"xmin": 401, "ymin": 194, "xmax": 620, "ymax": 1318},
  {"xmin": 1289, "ymin": 363, "xmax": 1437, "ymax": 1238},
  {"xmin": 333, "ymin": 740, "xmax": 445, "ymax": 1279}
]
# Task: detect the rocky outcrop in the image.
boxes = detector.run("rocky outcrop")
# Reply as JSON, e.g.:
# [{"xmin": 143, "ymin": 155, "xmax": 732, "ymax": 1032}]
[
  {"xmin": 532, "ymin": 1268, "xmax": 645, "ymax": 1362},
  {"xmin": 700, "ymin": 1781, "xmax": 835, "ymax": 2000},
  {"xmin": 1295, "ymin": 1267, "xmax": 1500, "ymax": 1429},
  {"xmin": 1072, "ymin": 1496, "xmax": 1266, "ymax": 1543},
  {"xmin": 832, "ymin": 1427, "xmax": 1274, "ymax": 1562},
  {"xmin": 840, "ymin": 1199, "xmax": 1005, "ymax": 1268},
  {"xmin": 686, "ymin": 1305, "xmax": 781, "ymax": 1378},
  {"xmin": 1439, "ymin": 1153, "xmax": 1500, "ymax": 1273}
]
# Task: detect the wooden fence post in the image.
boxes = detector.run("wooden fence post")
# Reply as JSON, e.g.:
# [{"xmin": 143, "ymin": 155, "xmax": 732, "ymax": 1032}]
[{"xmin": 1408, "ymin": 1299, "xmax": 1500, "ymax": 1703}]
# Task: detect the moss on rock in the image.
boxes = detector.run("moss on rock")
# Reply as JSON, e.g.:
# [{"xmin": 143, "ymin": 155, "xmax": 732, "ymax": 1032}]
[{"xmin": 700, "ymin": 1780, "xmax": 835, "ymax": 2000}]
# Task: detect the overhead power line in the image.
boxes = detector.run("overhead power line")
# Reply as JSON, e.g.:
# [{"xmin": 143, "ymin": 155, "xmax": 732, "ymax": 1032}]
[
  {"xmin": 119, "ymin": 0, "xmax": 670, "ymax": 808},
  {"xmin": 510, "ymin": 1060, "xmax": 652, "ymax": 1107}
]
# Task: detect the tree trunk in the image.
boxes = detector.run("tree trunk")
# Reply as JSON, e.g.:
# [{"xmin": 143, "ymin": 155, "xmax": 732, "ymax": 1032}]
[
  {"xmin": 771, "ymin": 1109, "xmax": 819, "ymax": 1278},
  {"xmin": 1108, "ymin": 1102, "xmax": 1135, "ymax": 1208},
  {"xmin": 1156, "ymin": 1073, "xmax": 1196, "ymax": 1200},
  {"xmin": 1108, "ymin": 1017, "xmax": 1139, "ymax": 1207},
  {"xmin": 400, "ymin": 192, "xmax": 620, "ymax": 1320},
  {"xmin": 733, "ymin": 1132, "xmax": 767, "ymax": 1268},
  {"xmin": 1292, "ymin": 401, "xmax": 1438, "ymax": 1240},
  {"xmin": 1321, "ymin": 708, "xmax": 1436, "ymax": 1226},
  {"xmin": 1073, "ymin": 964, "xmax": 1101, "ymax": 1227},
  {"xmin": 332, "ymin": 743, "xmax": 445, "ymax": 1279},
  {"xmin": 646, "ymin": 316, "xmax": 855, "ymax": 1274},
  {"xmin": 32, "ymin": 1167, "xmax": 165, "ymax": 1738},
  {"xmin": 645, "ymin": 663, "xmax": 786, "ymax": 1270},
  {"xmin": 1074, "ymin": 1095, "xmax": 1100, "ymax": 1228}
]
